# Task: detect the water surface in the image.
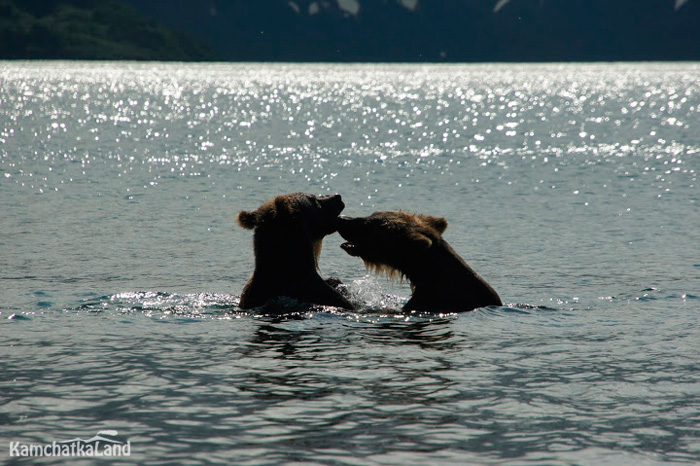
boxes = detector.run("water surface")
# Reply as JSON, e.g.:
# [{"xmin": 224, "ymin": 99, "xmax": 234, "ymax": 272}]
[{"xmin": 1, "ymin": 61, "xmax": 698, "ymax": 464}]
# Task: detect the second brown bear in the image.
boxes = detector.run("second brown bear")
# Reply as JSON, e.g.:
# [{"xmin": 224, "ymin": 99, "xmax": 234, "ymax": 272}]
[{"xmin": 336, "ymin": 210, "xmax": 502, "ymax": 313}]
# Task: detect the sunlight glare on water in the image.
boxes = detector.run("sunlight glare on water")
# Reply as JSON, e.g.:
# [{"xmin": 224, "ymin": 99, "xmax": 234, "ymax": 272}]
[{"xmin": 1, "ymin": 61, "xmax": 699, "ymax": 465}]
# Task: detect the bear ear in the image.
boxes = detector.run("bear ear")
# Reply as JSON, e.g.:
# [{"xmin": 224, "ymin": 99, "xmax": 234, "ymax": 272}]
[
  {"xmin": 423, "ymin": 215, "xmax": 448, "ymax": 234},
  {"xmin": 237, "ymin": 210, "xmax": 259, "ymax": 229},
  {"xmin": 409, "ymin": 232, "xmax": 433, "ymax": 250}
]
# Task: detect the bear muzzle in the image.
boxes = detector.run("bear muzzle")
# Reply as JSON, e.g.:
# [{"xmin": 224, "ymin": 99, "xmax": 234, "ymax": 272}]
[
  {"xmin": 319, "ymin": 194, "xmax": 345, "ymax": 217},
  {"xmin": 335, "ymin": 215, "xmax": 360, "ymax": 236},
  {"xmin": 336, "ymin": 216, "xmax": 364, "ymax": 257}
]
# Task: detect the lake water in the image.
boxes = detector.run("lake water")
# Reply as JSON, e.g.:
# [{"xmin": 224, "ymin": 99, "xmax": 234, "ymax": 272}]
[{"xmin": 1, "ymin": 61, "xmax": 698, "ymax": 464}]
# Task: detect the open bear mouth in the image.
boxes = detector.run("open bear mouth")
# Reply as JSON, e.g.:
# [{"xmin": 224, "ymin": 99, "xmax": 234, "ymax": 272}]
[{"xmin": 340, "ymin": 242, "xmax": 361, "ymax": 257}]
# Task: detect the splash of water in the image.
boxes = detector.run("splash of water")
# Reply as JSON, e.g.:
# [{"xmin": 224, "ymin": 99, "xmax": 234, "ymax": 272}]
[{"xmin": 344, "ymin": 276, "xmax": 406, "ymax": 311}]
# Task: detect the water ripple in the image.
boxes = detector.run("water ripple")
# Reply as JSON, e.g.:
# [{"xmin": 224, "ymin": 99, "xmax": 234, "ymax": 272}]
[{"xmin": 2, "ymin": 62, "xmax": 699, "ymax": 465}]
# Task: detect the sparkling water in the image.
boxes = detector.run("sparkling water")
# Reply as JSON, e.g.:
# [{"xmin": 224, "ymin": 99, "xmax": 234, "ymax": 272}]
[{"xmin": 1, "ymin": 62, "xmax": 698, "ymax": 464}]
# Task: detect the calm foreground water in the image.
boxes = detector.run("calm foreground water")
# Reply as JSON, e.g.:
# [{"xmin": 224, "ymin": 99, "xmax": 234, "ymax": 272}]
[{"xmin": 1, "ymin": 61, "xmax": 698, "ymax": 464}]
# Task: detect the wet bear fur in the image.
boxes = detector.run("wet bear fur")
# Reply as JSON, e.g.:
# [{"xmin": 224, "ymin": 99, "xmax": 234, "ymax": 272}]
[
  {"xmin": 336, "ymin": 211, "xmax": 502, "ymax": 313},
  {"xmin": 237, "ymin": 192, "xmax": 353, "ymax": 310}
]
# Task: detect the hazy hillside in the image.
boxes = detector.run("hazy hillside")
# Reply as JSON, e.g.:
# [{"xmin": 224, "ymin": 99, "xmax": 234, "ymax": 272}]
[
  {"xmin": 120, "ymin": 0, "xmax": 700, "ymax": 62},
  {"xmin": 0, "ymin": 0, "xmax": 216, "ymax": 60},
  {"xmin": 1, "ymin": 0, "xmax": 698, "ymax": 61}
]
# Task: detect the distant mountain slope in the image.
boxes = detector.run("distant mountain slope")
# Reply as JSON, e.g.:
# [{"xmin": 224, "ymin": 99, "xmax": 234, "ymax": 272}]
[
  {"xmin": 121, "ymin": 0, "xmax": 700, "ymax": 62},
  {"xmin": 0, "ymin": 0, "xmax": 216, "ymax": 60},
  {"xmin": 2, "ymin": 0, "xmax": 697, "ymax": 61}
]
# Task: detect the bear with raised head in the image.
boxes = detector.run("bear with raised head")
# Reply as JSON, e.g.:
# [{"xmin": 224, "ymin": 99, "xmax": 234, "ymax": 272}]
[
  {"xmin": 336, "ymin": 211, "xmax": 502, "ymax": 313},
  {"xmin": 237, "ymin": 192, "xmax": 353, "ymax": 310}
]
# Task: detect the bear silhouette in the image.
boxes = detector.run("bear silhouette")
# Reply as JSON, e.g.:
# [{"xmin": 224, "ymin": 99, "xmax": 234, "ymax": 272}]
[
  {"xmin": 237, "ymin": 192, "xmax": 353, "ymax": 310},
  {"xmin": 336, "ymin": 211, "xmax": 502, "ymax": 313}
]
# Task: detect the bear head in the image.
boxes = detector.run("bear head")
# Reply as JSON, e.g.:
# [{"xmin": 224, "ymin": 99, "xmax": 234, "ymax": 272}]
[
  {"xmin": 237, "ymin": 193, "xmax": 345, "ymax": 264},
  {"xmin": 336, "ymin": 211, "xmax": 448, "ymax": 279},
  {"xmin": 238, "ymin": 192, "xmax": 344, "ymax": 236}
]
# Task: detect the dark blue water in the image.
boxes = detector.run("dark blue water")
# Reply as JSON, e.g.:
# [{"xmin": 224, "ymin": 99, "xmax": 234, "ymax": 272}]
[{"xmin": 1, "ymin": 62, "xmax": 698, "ymax": 464}]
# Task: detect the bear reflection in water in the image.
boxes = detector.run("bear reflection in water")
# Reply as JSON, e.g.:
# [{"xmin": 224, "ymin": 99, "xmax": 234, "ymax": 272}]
[
  {"xmin": 337, "ymin": 211, "xmax": 502, "ymax": 313},
  {"xmin": 237, "ymin": 192, "xmax": 354, "ymax": 310}
]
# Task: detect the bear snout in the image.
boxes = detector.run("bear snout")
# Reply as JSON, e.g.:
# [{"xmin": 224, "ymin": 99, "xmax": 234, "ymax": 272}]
[
  {"xmin": 320, "ymin": 194, "xmax": 345, "ymax": 217},
  {"xmin": 335, "ymin": 215, "xmax": 357, "ymax": 237},
  {"xmin": 335, "ymin": 216, "xmax": 369, "ymax": 255}
]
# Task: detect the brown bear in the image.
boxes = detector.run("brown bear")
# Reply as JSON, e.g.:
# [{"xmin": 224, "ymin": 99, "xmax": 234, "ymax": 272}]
[
  {"xmin": 336, "ymin": 211, "xmax": 502, "ymax": 313},
  {"xmin": 237, "ymin": 192, "xmax": 354, "ymax": 310}
]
